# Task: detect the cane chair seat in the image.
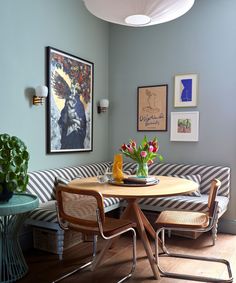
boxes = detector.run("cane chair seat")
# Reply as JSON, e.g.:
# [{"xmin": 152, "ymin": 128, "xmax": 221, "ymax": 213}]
[
  {"xmin": 156, "ymin": 210, "xmax": 209, "ymax": 229},
  {"xmin": 68, "ymin": 217, "xmax": 136, "ymax": 237}
]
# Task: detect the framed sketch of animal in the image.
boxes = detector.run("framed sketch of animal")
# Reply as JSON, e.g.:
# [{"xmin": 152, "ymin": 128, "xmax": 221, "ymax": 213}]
[
  {"xmin": 47, "ymin": 47, "xmax": 93, "ymax": 153},
  {"xmin": 137, "ymin": 84, "xmax": 168, "ymax": 131}
]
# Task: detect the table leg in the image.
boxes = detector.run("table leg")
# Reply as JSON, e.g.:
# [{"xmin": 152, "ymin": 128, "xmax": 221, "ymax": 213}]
[
  {"xmin": 139, "ymin": 208, "xmax": 162, "ymax": 247},
  {"xmin": 91, "ymin": 238, "xmax": 113, "ymax": 271},
  {"xmin": 139, "ymin": 209, "xmax": 156, "ymax": 239},
  {"xmin": 125, "ymin": 200, "xmax": 160, "ymax": 280}
]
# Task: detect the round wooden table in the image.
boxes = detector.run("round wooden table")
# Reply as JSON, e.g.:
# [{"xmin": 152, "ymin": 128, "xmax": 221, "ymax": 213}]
[{"xmin": 70, "ymin": 176, "xmax": 198, "ymax": 280}]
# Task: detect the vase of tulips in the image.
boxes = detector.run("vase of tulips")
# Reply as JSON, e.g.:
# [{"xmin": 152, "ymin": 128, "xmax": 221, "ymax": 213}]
[{"xmin": 120, "ymin": 136, "xmax": 163, "ymax": 178}]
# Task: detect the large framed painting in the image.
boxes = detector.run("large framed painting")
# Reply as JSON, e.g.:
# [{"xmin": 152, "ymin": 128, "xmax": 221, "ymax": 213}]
[
  {"xmin": 47, "ymin": 47, "xmax": 93, "ymax": 153},
  {"xmin": 137, "ymin": 84, "xmax": 168, "ymax": 131},
  {"xmin": 170, "ymin": 111, "xmax": 199, "ymax": 142},
  {"xmin": 174, "ymin": 73, "xmax": 198, "ymax": 107}
]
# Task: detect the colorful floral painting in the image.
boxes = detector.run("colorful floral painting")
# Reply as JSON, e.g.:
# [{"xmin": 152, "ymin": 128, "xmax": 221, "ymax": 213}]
[{"xmin": 47, "ymin": 47, "xmax": 93, "ymax": 153}]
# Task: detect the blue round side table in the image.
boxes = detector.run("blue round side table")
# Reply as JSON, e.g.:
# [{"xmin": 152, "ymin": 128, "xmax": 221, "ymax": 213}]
[{"xmin": 0, "ymin": 193, "xmax": 39, "ymax": 283}]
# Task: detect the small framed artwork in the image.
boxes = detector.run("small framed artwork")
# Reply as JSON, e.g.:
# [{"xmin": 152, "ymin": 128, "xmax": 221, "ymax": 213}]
[
  {"xmin": 137, "ymin": 84, "xmax": 168, "ymax": 131},
  {"xmin": 47, "ymin": 47, "xmax": 93, "ymax": 153},
  {"xmin": 174, "ymin": 73, "xmax": 198, "ymax": 107},
  {"xmin": 170, "ymin": 111, "xmax": 199, "ymax": 142}
]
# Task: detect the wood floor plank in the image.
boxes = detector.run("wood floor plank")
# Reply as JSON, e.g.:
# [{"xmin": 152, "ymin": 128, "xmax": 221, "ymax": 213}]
[{"xmin": 18, "ymin": 233, "xmax": 236, "ymax": 283}]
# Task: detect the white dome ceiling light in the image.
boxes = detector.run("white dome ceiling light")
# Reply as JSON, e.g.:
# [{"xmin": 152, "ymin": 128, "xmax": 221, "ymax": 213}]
[{"xmin": 83, "ymin": 0, "xmax": 195, "ymax": 27}]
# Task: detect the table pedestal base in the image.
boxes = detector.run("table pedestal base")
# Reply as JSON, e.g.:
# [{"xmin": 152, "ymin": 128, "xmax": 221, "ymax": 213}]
[
  {"xmin": 92, "ymin": 199, "xmax": 161, "ymax": 280},
  {"xmin": 0, "ymin": 213, "xmax": 28, "ymax": 283},
  {"xmin": 121, "ymin": 199, "xmax": 160, "ymax": 279}
]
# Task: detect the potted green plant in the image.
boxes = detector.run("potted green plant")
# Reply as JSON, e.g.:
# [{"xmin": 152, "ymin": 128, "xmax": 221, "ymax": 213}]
[{"xmin": 0, "ymin": 133, "xmax": 30, "ymax": 202}]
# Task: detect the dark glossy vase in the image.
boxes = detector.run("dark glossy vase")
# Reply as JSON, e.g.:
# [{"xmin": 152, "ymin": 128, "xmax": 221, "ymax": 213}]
[{"xmin": 0, "ymin": 184, "xmax": 13, "ymax": 202}]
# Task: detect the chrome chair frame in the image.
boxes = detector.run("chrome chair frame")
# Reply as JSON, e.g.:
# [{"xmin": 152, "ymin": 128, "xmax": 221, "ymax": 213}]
[
  {"xmin": 155, "ymin": 202, "xmax": 233, "ymax": 282},
  {"xmin": 53, "ymin": 202, "xmax": 136, "ymax": 283}
]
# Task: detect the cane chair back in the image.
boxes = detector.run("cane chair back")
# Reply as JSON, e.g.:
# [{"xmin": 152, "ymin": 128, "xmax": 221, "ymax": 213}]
[
  {"xmin": 56, "ymin": 184, "xmax": 105, "ymax": 230},
  {"xmin": 208, "ymin": 178, "xmax": 221, "ymax": 217}
]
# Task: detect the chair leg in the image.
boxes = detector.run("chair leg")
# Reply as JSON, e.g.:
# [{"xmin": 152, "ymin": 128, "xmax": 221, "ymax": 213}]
[
  {"xmin": 167, "ymin": 229, "xmax": 171, "ymax": 238},
  {"xmin": 212, "ymin": 221, "xmax": 218, "ymax": 246},
  {"xmin": 155, "ymin": 228, "xmax": 233, "ymax": 283},
  {"xmin": 117, "ymin": 228, "xmax": 136, "ymax": 283},
  {"xmin": 161, "ymin": 229, "xmax": 169, "ymax": 254},
  {"xmin": 52, "ymin": 235, "xmax": 98, "ymax": 283},
  {"xmin": 155, "ymin": 228, "xmax": 161, "ymax": 264},
  {"xmin": 52, "ymin": 228, "xmax": 136, "ymax": 283}
]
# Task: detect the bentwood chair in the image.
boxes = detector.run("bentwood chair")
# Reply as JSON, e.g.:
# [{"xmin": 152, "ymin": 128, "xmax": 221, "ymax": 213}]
[
  {"xmin": 53, "ymin": 184, "xmax": 136, "ymax": 283},
  {"xmin": 155, "ymin": 178, "xmax": 233, "ymax": 282}
]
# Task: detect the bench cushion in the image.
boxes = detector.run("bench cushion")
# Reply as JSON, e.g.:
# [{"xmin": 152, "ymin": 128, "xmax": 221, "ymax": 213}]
[
  {"xmin": 27, "ymin": 162, "xmax": 112, "ymax": 203},
  {"xmin": 28, "ymin": 196, "xmax": 121, "ymax": 224},
  {"xmin": 148, "ymin": 163, "xmax": 230, "ymax": 197},
  {"xmin": 26, "ymin": 162, "xmax": 136, "ymax": 225},
  {"xmin": 169, "ymin": 174, "xmax": 202, "ymax": 197},
  {"xmin": 138, "ymin": 194, "xmax": 229, "ymax": 214}
]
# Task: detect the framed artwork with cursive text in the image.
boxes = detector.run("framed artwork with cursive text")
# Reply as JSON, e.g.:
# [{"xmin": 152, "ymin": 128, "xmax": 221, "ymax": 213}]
[{"xmin": 137, "ymin": 84, "xmax": 168, "ymax": 131}]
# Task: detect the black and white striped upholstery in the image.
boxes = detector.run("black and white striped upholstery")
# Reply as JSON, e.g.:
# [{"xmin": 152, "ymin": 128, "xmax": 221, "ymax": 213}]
[
  {"xmin": 137, "ymin": 162, "xmax": 230, "ymax": 214},
  {"xmin": 26, "ymin": 161, "xmax": 230, "ymax": 256},
  {"xmin": 138, "ymin": 195, "xmax": 229, "ymax": 214},
  {"xmin": 27, "ymin": 161, "xmax": 112, "ymax": 203},
  {"xmin": 26, "ymin": 161, "xmax": 135, "ymax": 225},
  {"xmin": 147, "ymin": 163, "xmax": 230, "ymax": 197}
]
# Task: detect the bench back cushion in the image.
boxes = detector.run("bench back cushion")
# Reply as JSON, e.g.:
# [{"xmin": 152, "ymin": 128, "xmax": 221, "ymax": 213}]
[
  {"xmin": 26, "ymin": 162, "xmax": 112, "ymax": 203},
  {"xmin": 146, "ymin": 163, "xmax": 230, "ymax": 197},
  {"xmin": 26, "ymin": 161, "xmax": 135, "ymax": 204}
]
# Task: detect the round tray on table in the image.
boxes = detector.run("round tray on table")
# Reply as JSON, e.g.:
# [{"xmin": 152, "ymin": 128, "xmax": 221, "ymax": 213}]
[{"xmin": 108, "ymin": 179, "xmax": 159, "ymax": 187}]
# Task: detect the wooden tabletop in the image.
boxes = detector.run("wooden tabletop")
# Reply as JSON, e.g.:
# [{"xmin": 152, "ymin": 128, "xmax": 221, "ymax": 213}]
[{"xmin": 69, "ymin": 176, "xmax": 198, "ymax": 199}]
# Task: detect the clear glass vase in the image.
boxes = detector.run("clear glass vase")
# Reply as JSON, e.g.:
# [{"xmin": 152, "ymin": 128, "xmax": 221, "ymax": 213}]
[{"xmin": 136, "ymin": 162, "xmax": 148, "ymax": 178}]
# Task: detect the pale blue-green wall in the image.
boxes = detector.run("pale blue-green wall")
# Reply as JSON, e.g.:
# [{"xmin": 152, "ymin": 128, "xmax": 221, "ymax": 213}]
[
  {"xmin": 1, "ymin": 0, "xmax": 236, "ymax": 227},
  {"xmin": 0, "ymin": 0, "xmax": 109, "ymax": 171},
  {"xmin": 109, "ymin": 0, "xmax": 236, "ymax": 223}
]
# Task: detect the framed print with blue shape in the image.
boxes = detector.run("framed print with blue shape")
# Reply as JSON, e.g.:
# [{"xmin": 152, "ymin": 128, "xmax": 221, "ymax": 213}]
[
  {"xmin": 174, "ymin": 74, "xmax": 198, "ymax": 107},
  {"xmin": 47, "ymin": 47, "xmax": 93, "ymax": 153}
]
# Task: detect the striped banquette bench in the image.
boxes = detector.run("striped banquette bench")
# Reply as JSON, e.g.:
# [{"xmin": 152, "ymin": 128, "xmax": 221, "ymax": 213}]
[
  {"xmin": 25, "ymin": 161, "xmax": 230, "ymax": 257},
  {"xmin": 25, "ymin": 161, "xmax": 135, "ymax": 259}
]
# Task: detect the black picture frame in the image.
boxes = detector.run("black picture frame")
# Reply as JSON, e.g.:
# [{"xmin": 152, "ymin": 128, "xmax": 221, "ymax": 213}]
[
  {"xmin": 137, "ymin": 84, "xmax": 168, "ymax": 131},
  {"xmin": 47, "ymin": 47, "xmax": 93, "ymax": 153}
]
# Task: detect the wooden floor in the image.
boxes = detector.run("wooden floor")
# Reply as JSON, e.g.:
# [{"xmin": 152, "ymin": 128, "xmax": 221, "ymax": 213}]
[{"xmin": 19, "ymin": 233, "xmax": 236, "ymax": 283}]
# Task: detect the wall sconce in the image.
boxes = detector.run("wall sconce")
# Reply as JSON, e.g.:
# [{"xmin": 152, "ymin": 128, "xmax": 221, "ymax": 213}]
[
  {"xmin": 98, "ymin": 98, "xmax": 109, "ymax": 113},
  {"xmin": 33, "ymin": 85, "xmax": 48, "ymax": 105}
]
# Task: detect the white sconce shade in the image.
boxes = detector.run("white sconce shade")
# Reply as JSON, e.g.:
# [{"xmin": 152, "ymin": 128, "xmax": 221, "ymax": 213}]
[
  {"xmin": 98, "ymin": 98, "xmax": 109, "ymax": 113},
  {"xmin": 33, "ymin": 85, "xmax": 48, "ymax": 105},
  {"xmin": 83, "ymin": 0, "xmax": 195, "ymax": 27}
]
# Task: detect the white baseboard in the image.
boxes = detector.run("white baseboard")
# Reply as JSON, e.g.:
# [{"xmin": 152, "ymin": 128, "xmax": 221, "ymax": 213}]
[{"xmin": 218, "ymin": 219, "xmax": 236, "ymax": 234}]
